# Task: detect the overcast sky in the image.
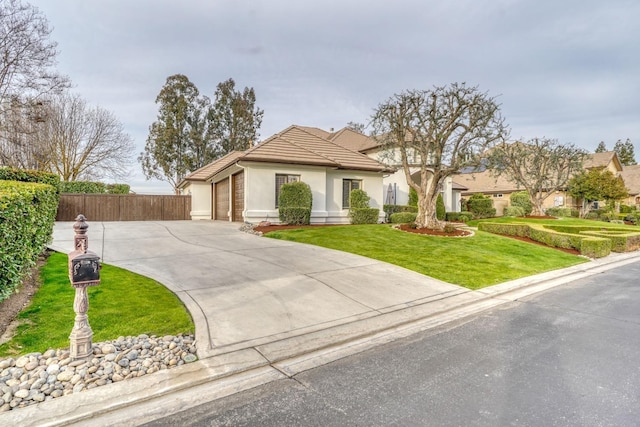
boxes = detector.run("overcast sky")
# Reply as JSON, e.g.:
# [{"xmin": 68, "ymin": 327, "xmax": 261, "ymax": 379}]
[{"xmin": 29, "ymin": 0, "xmax": 640, "ymax": 194}]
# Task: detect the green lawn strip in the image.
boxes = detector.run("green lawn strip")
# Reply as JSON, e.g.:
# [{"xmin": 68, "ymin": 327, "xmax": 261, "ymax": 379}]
[
  {"xmin": 265, "ymin": 224, "xmax": 587, "ymax": 290},
  {"xmin": 0, "ymin": 251, "xmax": 194, "ymax": 357}
]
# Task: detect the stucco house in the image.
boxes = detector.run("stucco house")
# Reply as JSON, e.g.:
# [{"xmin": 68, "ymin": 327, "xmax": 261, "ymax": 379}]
[
  {"xmin": 455, "ymin": 151, "xmax": 637, "ymax": 215},
  {"xmin": 620, "ymin": 164, "xmax": 640, "ymax": 206},
  {"xmin": 178, "ymin": 125, "xmax": 393, "ymax": 223},
  {"xmin": 314, "ymin": 127, "xmax": 466, "ymax": 213}
]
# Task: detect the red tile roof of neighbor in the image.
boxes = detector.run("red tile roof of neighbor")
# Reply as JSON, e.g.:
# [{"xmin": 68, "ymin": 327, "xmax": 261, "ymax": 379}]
[{"xmin": 181, "ymin": 125, "xmax": 393, "ymax": 184}]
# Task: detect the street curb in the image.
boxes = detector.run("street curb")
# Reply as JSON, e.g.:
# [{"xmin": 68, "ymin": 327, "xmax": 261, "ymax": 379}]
[{"xmin": 2, "ymin": 252, "xmax": 639, "ymax": 426}]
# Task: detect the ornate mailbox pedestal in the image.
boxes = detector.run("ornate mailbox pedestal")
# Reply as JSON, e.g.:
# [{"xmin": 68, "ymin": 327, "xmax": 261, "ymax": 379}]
[{"xmin": 68, "ymin": 215, "xmax": 101, "ymax": 360}]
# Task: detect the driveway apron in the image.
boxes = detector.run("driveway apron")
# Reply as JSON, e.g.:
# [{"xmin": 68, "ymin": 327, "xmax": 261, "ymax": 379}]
[{"xmin": 51, "ymin": 221, "xmax": 464, "ymax": 358}]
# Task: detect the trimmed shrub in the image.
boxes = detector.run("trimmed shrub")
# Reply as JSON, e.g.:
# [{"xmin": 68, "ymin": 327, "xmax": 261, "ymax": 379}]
[
  {"xmin": 383, "ymin": 204, "xmax": 417, "ymax": 221},
  {"xmin": 0, "ymin": 180, "xmax": 59, "ymax": 301},
  {"xmin": 278, "ymin": 207, "xmax": 310, "ymax": 225},
  {"xmin": 278, "ymin": 181, "xmax": 312, "ymax": 225},
  {"xmin": 349, "ymin": 189, "xmax": 370, "ymax": 209},
  {"xmin": 436, "ymin": 193, "xmax": 445, "ymax": 221},
  {"xmin": 446, "ymin": 211, "xmax": 473, "ymax": 223},
  {"xmin": 545, "ymin": 207, "xmax": 579, "ymax": 218},
  {"xmin": 503, "ymin": 206, "xmax": 525, "ymax": 217},
  {"xmin": 580, "ymin": 238, "xmax": 612, "ymax": 259},
  {"xmin": 349, "ymin": 189, "xmax": 379, "ymax": 224},
  {"xmin": 510, "ymin": 191, "xmax": 533, "ymax": 215},
  {"xmin": 620, "ymin": 204, "xmax": 635, "ymax": 214},
  {"xmin": 390, "ymin": 212, "xmax": 418, "ymax": 223},
  {"xmin": 350, "ymin": 208, "xmax": 380, "ymax": 224},
  {"xmin": 467, "ymin": 193, "xmax": 496, "ymax": 219},
  {"xmin": 408, "ymin": 187, "xmax": 418, "ymax": 207}
]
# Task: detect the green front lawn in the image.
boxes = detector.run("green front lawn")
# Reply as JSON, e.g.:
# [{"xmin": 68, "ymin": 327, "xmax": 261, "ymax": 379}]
[
  {"xmin": 0, "ymin": 252, "xmax": 194, "ymax": 357},
  {"xmin": 265, "ymin": 224, "xmax": 588, "ymax": 290}
]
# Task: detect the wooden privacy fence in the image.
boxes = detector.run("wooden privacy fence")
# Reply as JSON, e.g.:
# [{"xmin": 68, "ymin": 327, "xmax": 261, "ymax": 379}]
[{"xmin": 57, "ymin": 194, "xmax": 192, "ymax": 221}]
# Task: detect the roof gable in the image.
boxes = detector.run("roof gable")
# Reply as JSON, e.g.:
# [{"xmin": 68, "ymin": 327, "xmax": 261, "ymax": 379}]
[
  {"xmin": 584, "ymin": 151, "xmax": 623, "ymax": 172},
  {"xmin": 328, "ymin": 127, "xmax": 379, "ymax": 152},
  {"xmin": 620, "ymin": 164, "xmax": 640, "ymax": 195},
  {"xmin": 182, "ymin": 151, "xmax": 244, "ymax": 182}
]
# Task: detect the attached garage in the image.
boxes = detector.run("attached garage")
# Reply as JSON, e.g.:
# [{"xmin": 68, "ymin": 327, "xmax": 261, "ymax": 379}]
[
  {"xmin": 232, "ymin": 172, "xmax": 244, "ymax": 222},
  {"xmin": 214, "ymin": 179, "xmax": 230, "ymax": 221}
]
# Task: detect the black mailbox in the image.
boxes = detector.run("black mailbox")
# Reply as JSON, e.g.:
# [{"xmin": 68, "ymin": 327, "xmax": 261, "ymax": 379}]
[{"xmin": 69, "ymin": 251, "xmax": 101, "ymax": 286}]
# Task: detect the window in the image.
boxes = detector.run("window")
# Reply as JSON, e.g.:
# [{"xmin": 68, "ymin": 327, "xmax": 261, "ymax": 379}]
[
  {"xmin": 493, "ymin": 193, "xmax": 503, "ymax": 198},
  {"xmin": 275, "ymin": 174, "xmax": 300, "ymax": 207},
  {"xmin": 342, "ymin": 179, "xmax": 362, "ymax": 208}
]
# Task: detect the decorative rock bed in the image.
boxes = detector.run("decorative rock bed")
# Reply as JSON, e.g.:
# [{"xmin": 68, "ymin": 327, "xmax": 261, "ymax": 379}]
[{"xmin": 0, "ymin": 333, "xmax": 197, "ymax": 412}]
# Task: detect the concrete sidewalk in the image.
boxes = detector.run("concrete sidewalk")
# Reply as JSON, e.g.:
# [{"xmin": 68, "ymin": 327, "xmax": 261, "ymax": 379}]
[{"xmin": 3, "ymin": 221, "xmax": 640, "ymax": 426}]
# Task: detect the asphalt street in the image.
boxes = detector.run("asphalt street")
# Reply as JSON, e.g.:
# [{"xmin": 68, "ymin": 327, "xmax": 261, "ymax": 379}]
[{"xmin": 146, "ymin": 260, "xmax": 640, "ymax": 427}]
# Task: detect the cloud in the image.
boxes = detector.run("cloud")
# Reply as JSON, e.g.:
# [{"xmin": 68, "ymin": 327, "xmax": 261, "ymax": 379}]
[{"xmin": 27, "ymin": 0, "xmax": 640, "ymax": 192}]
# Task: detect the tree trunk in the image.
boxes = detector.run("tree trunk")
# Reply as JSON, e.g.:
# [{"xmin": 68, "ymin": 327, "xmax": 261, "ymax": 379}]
[
  {"xmin": 532, "ymin": 194, "xmax": 544, "ymax": 216},
  {"xmin": 415, "ymin": 182, "xmax": 443, "ymax": 230}
]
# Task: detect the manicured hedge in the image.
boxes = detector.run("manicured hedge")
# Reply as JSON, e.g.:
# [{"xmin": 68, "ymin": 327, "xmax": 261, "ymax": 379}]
[
  {"xmin": 445, "ymin": 211, "xmax": 473, "ymax": 222},
  {"xmin": 390, "ymin": 212, "xmax": 418, "ymax": 223},
  {"xmin": 580, "ymin": 230, "xmax": 640, "ymax": 252},
  {"xmin": 0, "ymin": 167, "xmax": 60, "ymax": 192},
  {"xmin": 383, "ymin": 204, "xmax": 417, "ymax": 221},
  {"xmin": 503, "ymin": 206, "xmax": 525, "ymax": 217},
  {"xmin": 0, "ymin": 180, "xmax": 59, "ymax": 301},
  {"xmin": 544, "ymin": 207, "xmax": 579, "ymax": 218},
  {"xmin": 478, "ymin": 222, "xmax": 612, "ymax": 258},
  {"xmin": 467, "ymin": 193, "xmax": 496, "ymax": 219},
  {"xmin": 60, "ymin": 181, "xmax": 131, "ymax": 194}
]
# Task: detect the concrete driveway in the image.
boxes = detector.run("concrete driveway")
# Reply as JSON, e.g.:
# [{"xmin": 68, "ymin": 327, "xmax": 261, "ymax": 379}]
[{"xmin": 50, "ymin": 221, "xmax": 466, "ymax": 358}]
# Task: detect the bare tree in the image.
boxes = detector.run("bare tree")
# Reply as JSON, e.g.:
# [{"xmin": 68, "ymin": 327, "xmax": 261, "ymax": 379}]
[
  {"xmin": 0, "ymin": 0, "xmax": 68, "ymax": 108},
  {"xmin": 36, "ymin": 93, "xmax": 134, "ymax": 181},
  {"xmin": 0, "ymin": 0, "xmax": 69, "ymax": 167},
  {"xmin": 371, "ymin": 83, "xmax": 507, "ymax": 229},
  {"xmin": 0, "ymin": 96, "xmax": 47, "ymax": 168},
  {"xmin": 487, "ymin": 138, "xmax": 588, "ymax": 215}
]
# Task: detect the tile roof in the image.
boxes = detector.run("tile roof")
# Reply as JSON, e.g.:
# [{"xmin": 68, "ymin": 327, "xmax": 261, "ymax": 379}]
[
  {"xmin": 620, "ymin": 164, "xmax": 640, "ymax": 195},
  {"xmin": 182, "ymin": 151, "xmax": 244, "ymax": 182},
  {"xmin": 584, "ymin": 151, "xmax": 622, "ymax": 171},
  {"xmin": 327, "ymin": 127, "xmax": 380, "ymax": 152},
  {"xmin": 455, "ymin": 169, "xmax": 521, "ymax": 194},
  {"xmin": 181, "ymin": 125, "xmax": 393, "ymax": 184}
]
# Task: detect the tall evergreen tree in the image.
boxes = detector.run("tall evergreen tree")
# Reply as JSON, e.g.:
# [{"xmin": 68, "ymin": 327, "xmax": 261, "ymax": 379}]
[
  {"xmin": 139, "ymin": 74, "xmax": 212, "ymax": 193},
  {"xmin": 595, "ymin": 141, "xmax": 607, "ymax": 153},
  {"xmin": 209, "ymin": 78, "xmax": 263, "ymax": 156},
  {"xmin": 614, "ymin": 138, "xmax": 636, "ymax": 166}
]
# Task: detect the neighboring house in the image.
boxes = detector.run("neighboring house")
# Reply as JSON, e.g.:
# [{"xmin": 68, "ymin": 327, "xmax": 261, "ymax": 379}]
[
  {"xmin": 619, "ymin": 164, "xmax": 640, "ymax": 206},
  {"xmin": 455, "ymin": 151, "xmax": 638, "ymax": 215},
  {"xmin": 178, "ymin": 125, "xmax": 393, "ymax": 223},
  {"xmin": 326, "ymin": 127, "xmax": 466, "ymax": 212}
]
